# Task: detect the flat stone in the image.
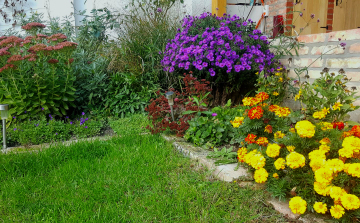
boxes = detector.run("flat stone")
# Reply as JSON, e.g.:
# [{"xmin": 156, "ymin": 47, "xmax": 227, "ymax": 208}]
[{"xmin": 267, "ymin": 198, "xmax": 300, "ymax": 220}]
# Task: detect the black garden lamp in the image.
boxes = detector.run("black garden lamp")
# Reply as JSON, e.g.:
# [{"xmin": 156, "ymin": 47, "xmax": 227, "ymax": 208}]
[
  {"xmin": 165, "ymin": 91, "xmax": 175, "ymax": 122},
  {"xmin": 0, "ymin": 104, "xmax": 9, "ymax": 150}
]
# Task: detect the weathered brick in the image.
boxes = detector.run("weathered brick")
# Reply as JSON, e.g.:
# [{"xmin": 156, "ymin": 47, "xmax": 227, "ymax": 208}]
[
  {"xmin": 311, "ymin": 45, "xmax": 344, "ymax": 55},
  {"xmin": 297, "ymin": 33, "xmax": 326, "ymax": 43},
  {"xmin": 326, "ymin": 59, "xmax": 346, "ymax": 68},
  {"xmin": 347, "ymin": 57, "xmax": 360, "ymax": 68},
  {"xmin": 328, "ymin": 29, "xmax": 360, "ymax": 41},
  {"xmin": 349, "ymin": 43, "xmax": 360, "ymax": 54},
  {"xmin": 290, "ymin": 46, "xmax": 309, "ymax": 55},
  {"xmin": 346, "ymin": 72, "xmax": 360, "ymax": 82},
  {"xmin": 294, "ymin": 58, "xmax": 323, "ymax": 68}
]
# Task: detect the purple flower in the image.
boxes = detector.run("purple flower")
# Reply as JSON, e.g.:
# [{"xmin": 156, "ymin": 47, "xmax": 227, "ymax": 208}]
[
  {"xmin": 85, "ymin": 126, "xmax": 88, "ymax": 129},
  {"xmin": 82, "ymin": 112, "xmax": 85, "ymax": 116},
  {"xmin": 13, "ymin": 116, "xmax": 16, "ymax": 119},
  {"xmin": 212, "ymin": 113, "xmax": 217, "ymax": 117},
  {"xmin": 300, "ymin": 13, "xmax": 303, "ymax": 17},
  {"xmin": 340, "ymin": 42, "xmax": 346, "ymax": 47},
  {"xmin": 41, "ymin": 107, "xmax": 44, "ymax": 111},
  {"xmin": 70, "ymin": 122, "xmax": 73, "ymax": 125},
  {"xmin": 85, "ymin": 118, "xmax": 88, "ymax": 121},
  {"xmin": 157, "ymin": 8, "xmax": 162, "ymax": 13},
  {"xmin": 310, "ymin": 14, "xmax": 315, "ymax": 19},
  {"xmin": 13, "ymin": 128, "xmax": 17, "ymax": 131},
  {"xmin": 317, "ymin": 18, "xmax": 320, "ymax": 23},
  {"xmin": 24, "ymin": 111, "xmax": 27, "ymax": 113},
  {"xmin": 66, "ymin": 116, "xmax": 69, "ymax": 119},
  {"xmin": 55, "ymin": 133, "xmax": 58, "ymax": 135}
]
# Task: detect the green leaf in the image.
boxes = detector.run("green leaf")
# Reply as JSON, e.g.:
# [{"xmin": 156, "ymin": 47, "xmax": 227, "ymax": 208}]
[
  {"xmin": 182, "ymin": 110, "xmax": 197, "ymax": 115},
  {"xmin": 346, "ymin": 121, "xmax": 360, "ymax": 126}
]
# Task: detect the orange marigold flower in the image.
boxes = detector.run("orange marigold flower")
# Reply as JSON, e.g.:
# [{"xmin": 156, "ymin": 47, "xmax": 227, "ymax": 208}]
[
  {"xmin": 248, "ymin": 106, "xmax": 263, "ymax": 119},
  {"xmin": 264, "ymin": 125, "xmax": 273, "ymax": 134},
  {"xmin": 242, "ymin": 97, "xmax": 259, "ymax": 106},
  {"xmin": 274, "ymin": 107, "xmax": 291, "ymax": 117},
  {"xmin": 256, "ymin": 137, "xmax": 269, "ymax": 146},
  {"xmin": 255, "ymin": 92, "xmax": 269, "ymax": 102},
  {"xmin": 351, "ymin": 125, "xmax": 360, "ymax": 138},
  {"xmin": 245, "ymin": 134, "xmax": 257, "ymax": 144},
  {"xmin": 268, "ymin": 104, "xmax": 280, "ymax": 112}
]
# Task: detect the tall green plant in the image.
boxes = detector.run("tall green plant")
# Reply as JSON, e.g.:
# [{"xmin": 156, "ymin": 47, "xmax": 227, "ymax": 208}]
[{"xmin": 0, "ymin": 23, "xmax": 77, "ymax": 120}]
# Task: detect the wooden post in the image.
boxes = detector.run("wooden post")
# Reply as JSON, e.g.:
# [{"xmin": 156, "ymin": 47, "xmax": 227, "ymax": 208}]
[{"xmin": 212, "ymin": 0, "xmax": 227, "ymax": 16}]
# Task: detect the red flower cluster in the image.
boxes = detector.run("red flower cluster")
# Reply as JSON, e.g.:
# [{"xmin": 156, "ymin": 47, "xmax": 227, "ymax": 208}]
[
  {"xmin": 145, "ymin": 73, "xmax": 212, "ymax": 137},
  {"xmin": 21, "ymin": 22, "xmax": 46, "ymax": 30},
  {"xmin": 0, "ymin": 64, "xmax": 15, "ymax": 73},
  {"xmin": 7, "ymin": 55, "xmax": 23, "ymax": 63},
  {"xmin": 47, "ymin": 33, "xmax": 67, "ymax": 43},
  {"xmin": 245, "ymin": 134, "xmax": 257, "ymax": 144},
  {"xmin": 333, "ymin": 122, "xmax": 344, "ymax": 130},
  {"xmin": 248, "ymin": 106, "xmax": 264, "ymax": 119},
  {"xmin": 48, "ymin": 59, "xmax": 59, "ymax": 64},
  {"xmin": 0, "ymin": 36, "xmax": 23, "ymax": 47}
]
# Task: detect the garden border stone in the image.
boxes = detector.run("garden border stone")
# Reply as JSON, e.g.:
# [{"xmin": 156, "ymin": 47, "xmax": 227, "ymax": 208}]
[
  {"xmin": 1, "ymin": 135, "xmax": 115, "ymax": 154},
  {"xmin": 163, "ymin": 134, "xmax": 326, "ymax": 223}
]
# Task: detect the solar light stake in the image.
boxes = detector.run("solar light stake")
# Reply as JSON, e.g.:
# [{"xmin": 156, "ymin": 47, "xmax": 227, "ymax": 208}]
[
  {"xmin": 0, "ymin": 104, "xmax": 9, "ymax": 150},
  {"xmin": 165, "ymin": 91, "xmax": 175, "ymax": 122}
]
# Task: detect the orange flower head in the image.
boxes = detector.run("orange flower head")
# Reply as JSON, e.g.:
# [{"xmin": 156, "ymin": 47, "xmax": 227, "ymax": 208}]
[
  {"xmin": 255, "ymin": 92, "xmax": 269, "ymax": 102},
  {"xmin": 264, "ymin": 125, "xmax": 273, "ymax": 134},
  {"xmin": 256, "ymin": 137, "xmax": 269, "ymax": 146},
  {"xmin": 245, "ymin": 134, "xmax": 257, "ymax": 144},
  {"xmin": 248, "ymin": 106, "xmax": 264, "ymax": 120}
]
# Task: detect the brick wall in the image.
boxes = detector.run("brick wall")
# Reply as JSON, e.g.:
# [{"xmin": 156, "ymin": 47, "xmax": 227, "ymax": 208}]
[
  {"xmin": 264, "ymin": 0, "xmax": 292, "ymax": 36},
  {"xmin": 277, "ymin": 29, "xmax": 360, "ymax": 122}
]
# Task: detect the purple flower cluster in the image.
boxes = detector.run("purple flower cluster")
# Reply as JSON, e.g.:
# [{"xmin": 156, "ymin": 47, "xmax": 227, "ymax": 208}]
[{"xmin": 161, "ymin": 12, "xmax": 276, "ymax": 78}]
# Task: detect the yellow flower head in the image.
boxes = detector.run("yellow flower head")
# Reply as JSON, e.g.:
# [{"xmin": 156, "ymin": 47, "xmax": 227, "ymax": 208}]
[
  {"xmin": 314, "ymin": 182, "xmax": 331, "ymax": 196},
  {"xmin": 319, "ymin": 122, "xmax": 333, "ymax": 131},
  {"xmin": 310, "ymin": 158, "xmax": 326, "ymax": 171},
  {"xmin": 266, "ymin": 143, "xmax": 281, "ymax": 158},
  {"xmin": 274, "ymin": 131, "xmax": 285, "ymax": 140},
  {"xmin": 313, "ymin": 111, "xmax": 327, "ymax": 119},
  {"xmin": 273, "ymin": 91, "xmax": 279, "ymax": 96},
  {"xmin": 309, "ymin": 149, "xmax": 326, "ymax": 161},
  {"xmin": 230, "ymin": 117, "xmax": 244, "ymax": 128},
  {"xmin": 274, "ymin": 158, "xmax": 286, "ymax": 170},
  {"xmin": 274, "ymin": 107, "xmax": 291, "ymax": 118},
  {"xmin": 315, "ymin": 168, "xmax": 333, "ymax": 184},
  {"xmin": 295, "ymin": 120, "xmax": 315, "ymax": 138},
  {"xmin": 347, "ymin": 163, "xmax": 360, "ymax": 178},
  {"xmin": 286, "ymin": 145, "xmax": 295, "ymax": 152},
  {"xmin": 286, "ymin": 152, "xmax": 306, "ymax": 169},
  {"xmin": 325, "ymin": 159, "xmax": 344, "ymax": 173},
  {"xmin": 320, "ymin": 137, "xmax": 331, "ymax": 145},
  {"xmin": 313, "ymin": 202, "xmax": 327, "ymax": 214},
  {"xmin": 330, "ymin": 205, "xmax": 345, "ymax": 219},
  {"xmin": 289, "ymin": 128, "xmax": 296, "ymax": 133},
  {"xmin": 319, "ymin": 144, "xmax": 330, "ymax": 153},
  {"xmin": 273, "ymin": 173, "xmax": 279, "ymax": 179},
  {"xmin": 254, "ymin": 168, "xmax": 268, "ymax": 183},
  {"xmin": 333, "ymin": 102, "xmax": 343, "ymax": 111},
  {"xmin": 289, "ymin": 196, "xmax": 307, "ymax": 214},
  {"xmin": 237, "ymin": 147, "xmax": 247, "ymax": 163},
  {"xmin": 330, "ymin": 186, "xmax": 346, "ymax": 200},
  {"xmin": 341, "ymin": 194, "xmax": 360, "ymax": 210}
]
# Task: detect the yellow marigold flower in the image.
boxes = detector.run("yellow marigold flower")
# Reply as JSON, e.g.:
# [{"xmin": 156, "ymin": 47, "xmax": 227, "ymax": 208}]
[
  {"xmin": 330, "ymin": 186, "xmax": 346, "ymax": 200},
  {"xmin": 341, "ymin": 194, "xmax": 360, "ymax": 210},
  {"xmin": 310, "ymin": 158, "xmax": 326, "ymax": 171},
  {"xmin": 250, "ymin": 154, "xmax": 266, "ymax": 170},
  {"xmin": 274, "ymin": 158, "xmax": 286, "ymax": 170},
  {"xmin": 319, "ymin": 144, "xmax": 330, "ymax": 153},
  {"xmin": 278, "ymin": 77, "xmax": 283, "ymax": 82},
  {"xmin": 321, "ymin": 107, "xmax": 330, "ymax": 114},
  {"xmin": 268, "ymin": 104, "xmax": 280, "ymax": 112},
  {"xmin": 320, "ymin": 137, "xmax": 331, "ymax": 145},
  {"xmin": 333, "ymin": 102, "xmax": 343, "ymax": 111},
  {"xmin": 289, "ymin": 128, "xmax": 295, "ymax": 133},
  {"xmin": 308, "ymin": 149, "xmax": 326, "ymax": 161},
  {"xmin": 313, "ymin": 111, "xmax": 327, "ymax": 119},
  {"xmin": 289, "ymin": 196, "xmax": 307, "ymax": 214},
  {"xmin": 275, "ymin": 72, "xmax": 281, "ymax": 76},
  {"xmin": 273, "ymin": 91, "xmax": 279, "ymax": 96},
  {"xmin": 286, "ymin": 145, "xmax": 295, "ymax": 152},
  {"xmin": 319, "ymin": 122, "xmax": 333, "ymax": 130},
  {"xmin": 315, "ymin": 168, "xmax": 333, "ymax": 184},
  {"xmin": 274, "ymin": 131, "xmax": 285, "ymax": 140},
  {"xmin": 330, "ymin": 205, "xmax": 345, "ymax": 219},
  {"xmin": 295, "ymin": 120, "xmax": 315, "ymax": 138},
  {"xmin": 230, "ymin": 116, "xmax": 244, "ymax": 128},
  {"xmin": 347, "ymin": 163, "xmax": 360, "ymax": 178},
  {"xmin": 242, "ymin": 97, "xmax": 259, "ymax": 106},
  {"xmin": 314, "ymin": 182, "xmax": 330, "ymax": 196},
  {"xmin": 244, "ymin": 150, "xmax": 258, "ymax": 165},
  {"xmin": 313, "ymin": 202, "xmax": 327, "ymax": 214},
  {"xmin": 254, "ymin": 168, "xmax": 268, "ymax": 183},
  {"xmin": 264, "ymin": 125, "xmax": 273, "ymax": 134},
  {"xmin": 237, "ymin": 147, "xmax": 247, "ymax": 163},
  {"xmin": 286, "ymin": 152, "xmax": 305, "ymax": 169},
  {"xmin": 325, "ymin": 159, "xmax": 344, "ymax": 173},
  {"xmin": 339, "ymin": 148, "xmax": 354, "ymax": 158},
  {"xmin": 273, "ymin": 173, "xmax": 279, "ymax": 179},
  {"xmin": 266, "ymin": 143, "xmax": 281, "ymax": 158},
  {"xmin": 274, "ymin": 107, "xmax": 291, "ymax": 118},
  {"xmin": 344, "ymin": 163, "xmax": 351, "ymax": 174},
  {"xmin": 342, "ymin": 136, "xmax": 360, "ymax": 152}
]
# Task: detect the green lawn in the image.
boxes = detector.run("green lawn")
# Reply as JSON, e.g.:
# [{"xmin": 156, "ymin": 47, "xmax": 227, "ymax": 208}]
[{"xmin": 0, "ymin": 115, "xmax": 286, "ymax": 222}]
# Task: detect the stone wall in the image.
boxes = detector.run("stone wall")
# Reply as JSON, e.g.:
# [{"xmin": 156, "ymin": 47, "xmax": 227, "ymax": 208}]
[{"xmin": 277, "ymin": 29, "xmax": 360, "ymax": 122}]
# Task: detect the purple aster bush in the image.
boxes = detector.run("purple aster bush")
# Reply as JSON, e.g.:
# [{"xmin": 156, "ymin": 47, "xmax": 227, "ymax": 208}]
[{"xmin": 161, "ymin": 12, "xmax": 277, "ymax": 91}]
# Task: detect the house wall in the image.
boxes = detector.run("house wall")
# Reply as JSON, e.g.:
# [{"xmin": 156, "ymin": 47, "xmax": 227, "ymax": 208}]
[{"xmin": 278, "ymin": 28, "xmax": 360, "ymax": 122}]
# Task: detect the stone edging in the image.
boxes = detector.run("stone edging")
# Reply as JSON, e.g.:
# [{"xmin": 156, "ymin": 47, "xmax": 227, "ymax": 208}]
[
  {"xmin": 1, "ymin": 135, "xmax": 115, "ymax": 154},
  {"xmin": 162, "ymin": 134, "xmax": 327, "ymax": 223}
]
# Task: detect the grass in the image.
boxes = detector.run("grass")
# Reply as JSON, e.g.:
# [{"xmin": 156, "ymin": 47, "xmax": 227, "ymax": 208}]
[{"xmin": 0, "ymin": 115, "xmax": 286, "ymax": 222}]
